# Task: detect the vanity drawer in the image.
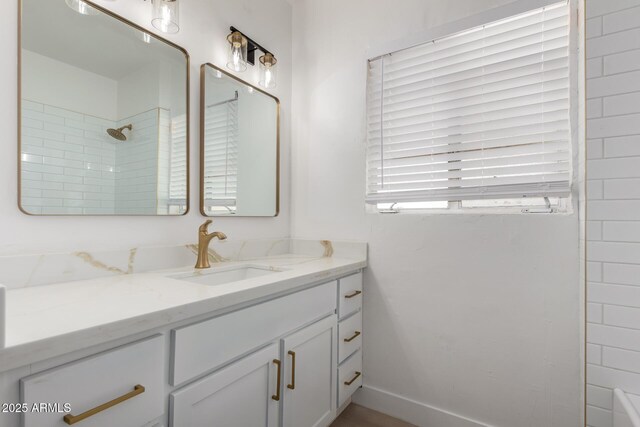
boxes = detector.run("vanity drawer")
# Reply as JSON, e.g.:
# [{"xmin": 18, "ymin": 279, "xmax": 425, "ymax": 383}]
[
  {"xmin": 338, "ymin": 312, "xmax": 362, "ymax": 364},
  {"xmin": 338, "ymin": 272, "xmax": 362, "ymax": 319},
  {"xmin": 171, "ymin": 281, "xmax": 337, "ymax": 386},
  {"xmin": 21, "ymin": 335, "xmax": 164, "ymax": 427},
  {"xmin": 338, "ymin": 350, "xmax": 362, "ymax": 407}
]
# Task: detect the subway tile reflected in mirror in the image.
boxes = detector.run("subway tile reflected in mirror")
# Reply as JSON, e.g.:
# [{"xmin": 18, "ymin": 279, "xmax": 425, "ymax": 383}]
[{"xmin": 19, "ymin": 0, "xmax": 189, "ymax": 215}]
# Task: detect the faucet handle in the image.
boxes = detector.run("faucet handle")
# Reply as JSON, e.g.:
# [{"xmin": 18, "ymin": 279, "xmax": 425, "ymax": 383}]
[{"xmin": 199, "ymin": 219, "xmax": 213, "ymax": 233}]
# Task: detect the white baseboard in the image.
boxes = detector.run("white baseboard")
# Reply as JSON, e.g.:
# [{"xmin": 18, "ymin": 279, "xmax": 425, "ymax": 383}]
[{"xmin": 352, "ymin": 385, "xmax": 493, "ymax": 427}]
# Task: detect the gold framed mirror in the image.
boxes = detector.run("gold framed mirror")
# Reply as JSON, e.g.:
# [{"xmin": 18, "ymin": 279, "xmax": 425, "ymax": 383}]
[
  {"xmin": 200, "ymin": 63, "xmax": 280, "ymax": 217},
  {"xmin": 19, "ymin": 0, "xmax": 190, "ymax": 215}
]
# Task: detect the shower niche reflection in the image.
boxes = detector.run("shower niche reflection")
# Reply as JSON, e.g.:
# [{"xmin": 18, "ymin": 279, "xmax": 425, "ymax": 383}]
[{"xmin": 19, "ymin": 0, "xmax": 189, "ymax": 215}]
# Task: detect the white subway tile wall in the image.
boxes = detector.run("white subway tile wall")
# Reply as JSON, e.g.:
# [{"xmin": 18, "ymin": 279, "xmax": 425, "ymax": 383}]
[
  {"xmin": 114, "ymin": 109, "xmax": 162, "ymax": 215},
  {"xmin": 20, "ymin": 100, "xmax": 117, "ymax": 215},
  {"xmin": 587, "ymin": 1, "xmax": 640, "ymax": 426},
  {"xmin": 20, "ymin": 101, "xmax": 168, "ymax": 215}
]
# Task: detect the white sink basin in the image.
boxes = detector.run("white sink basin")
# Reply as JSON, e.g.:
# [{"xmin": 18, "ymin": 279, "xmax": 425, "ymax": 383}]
[{"xmin": 168, "ymin": 265, "xmax": 283, "ymax": 286}]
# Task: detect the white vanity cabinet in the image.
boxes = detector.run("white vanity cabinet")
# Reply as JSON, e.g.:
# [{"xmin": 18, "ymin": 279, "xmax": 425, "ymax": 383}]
[
  {"xmin": 2, "ymin": 269, "xmax": 364, "ymax": 427},
  {"xmin": 170, "ymin": 282, "xmax": 337, "ymax": 387},
  {"xmin": 336, "ymin": 272, "xmax": 363, "ymax": 408},
  {"xmin": 170, "ymin": 314, "xmax": 338, "ymax": 427},
  {"xmin": 169, "ymin": 281, "xmax": 339, "ymax": 427},
  {"xmin": 281, "ymin": 315, "xmax": 337, "ymax": 427}
]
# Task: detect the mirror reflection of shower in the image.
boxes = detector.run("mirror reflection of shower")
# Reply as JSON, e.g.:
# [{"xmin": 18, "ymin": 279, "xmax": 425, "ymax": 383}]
[{"xmin": 107, "ymin": 124, "xmax": 133, "ymax": 141}]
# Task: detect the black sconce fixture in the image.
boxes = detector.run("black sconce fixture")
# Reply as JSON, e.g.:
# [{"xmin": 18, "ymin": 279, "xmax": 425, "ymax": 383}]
[{"xmin": 226, "ymin": 26, "xmax": 278, "ymax": 89}]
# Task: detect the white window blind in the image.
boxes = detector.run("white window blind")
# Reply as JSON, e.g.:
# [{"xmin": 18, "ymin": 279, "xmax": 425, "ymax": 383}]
[
  {"xmin": 366, "ymin": 1, "xmax": 571, "ymax": 204},
  {"xmin": 169, "ymin": 114, "xmax": 187, "ymax": 205},
  {"xmin": 203, "ymin": 94, "xmax": 238, "ymax": 209}
]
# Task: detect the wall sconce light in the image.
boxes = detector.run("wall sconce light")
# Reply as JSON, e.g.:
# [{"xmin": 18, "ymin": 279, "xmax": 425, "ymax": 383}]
[
  {"xmin": 226, "ymin": 31, "xmax": 248, "ymax": 72},
  {"xmin": 152, "ymin": 0, "xmax": 179, "ymax": 33},
  {"xmin": 144, "ymin": 0, "xmax": 180, "ymax": 34},
  {"xmin": 259, "ymin": 53, "xmax": 277, "ymax": 89},
  {"xmin": 65, "ymin": 0, "xmax": 99, "ymax": 15},
  {"xmin": 226, "ymin": 26, "xmax": 278, "ymax": 89}
]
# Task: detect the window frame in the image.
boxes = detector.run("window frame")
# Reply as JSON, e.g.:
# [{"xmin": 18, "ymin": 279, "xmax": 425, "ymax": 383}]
[{"xmin": 363, "ymin": 0, "xmax": 580, "ymax": 215}]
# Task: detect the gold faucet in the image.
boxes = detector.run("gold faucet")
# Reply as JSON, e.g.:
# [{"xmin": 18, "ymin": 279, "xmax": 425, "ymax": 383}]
[{"xmin": 195, "ymin": 220, "xmax": 227, "ymax": 269}]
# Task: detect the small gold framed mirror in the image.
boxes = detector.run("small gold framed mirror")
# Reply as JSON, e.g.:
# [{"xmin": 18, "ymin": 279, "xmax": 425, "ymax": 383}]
[
  {"xmin": 19, "ymin": 0, "xmax": 190, "ymax": 215},
  {"xmin": 200, "ymin": 63, "xmax": 279, "ymax": 217}
]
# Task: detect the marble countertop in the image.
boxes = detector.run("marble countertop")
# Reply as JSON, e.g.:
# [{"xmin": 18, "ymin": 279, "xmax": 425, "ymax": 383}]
[{"xmin": 0, "ymin": 251, "xmax": 366, "ymax": 373}]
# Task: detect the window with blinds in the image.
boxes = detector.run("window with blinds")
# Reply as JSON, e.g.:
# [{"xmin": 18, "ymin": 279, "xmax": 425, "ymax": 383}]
[
  {"xmin": 203, "ymin": 94, "xmax": 239, "ymax": 213},
  {"xmin": 366, "ymin": 1, "xmax": 572, "ymax": 207},
  {"xmin": 169, "ymin": 114, "xmax": 187, "ymax": 208}
]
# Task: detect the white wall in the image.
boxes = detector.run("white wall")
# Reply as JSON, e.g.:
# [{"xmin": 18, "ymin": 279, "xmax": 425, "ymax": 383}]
[
  {"xmin": 116, "ymin": 58, "xmax": 186, "ymax": 120},
  {"xmin": 22, "ymin": 50, "xmax": 118, "ymax": 120},
  {"xmin": 116, "ymin": 62, "xmax": 161, "ymax": 120},
  {"xmin": 236, "ymin": 93, "xmax": 278, "ymax": 216},
  {"xmin": 585, "ymin": 1, "xmax": 640, "ymax": 426},
  {"xmin": 1, "ymin": 0, "xmax": 292, "ymax": 255},
  {"xmin": 290, "ymin": 0, "xmax": 583, "ymax": 426}
]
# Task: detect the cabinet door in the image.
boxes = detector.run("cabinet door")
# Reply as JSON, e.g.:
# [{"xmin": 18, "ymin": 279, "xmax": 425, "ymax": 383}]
[
  {"xmin": 170, "ymin": 343, "xmax": 280, "ymax": 427},
  {"xmin": 282, "ymin": 315, "xmax": 337, "ymax": 427}
]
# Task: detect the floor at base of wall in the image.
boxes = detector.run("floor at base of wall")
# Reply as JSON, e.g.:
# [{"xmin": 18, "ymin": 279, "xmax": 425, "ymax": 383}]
[{"xmin": 331, "ymin": 403, "xmax": 417, "ymax": 427}]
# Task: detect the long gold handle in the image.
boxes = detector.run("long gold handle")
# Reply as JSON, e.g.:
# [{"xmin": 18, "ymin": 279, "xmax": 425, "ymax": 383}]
[
  {"xmin": 63, "ymin": 384, "xmax": 145, "ymax": 425},
  {"xmin": 272, "ymin": 359, "xmax": 282, "ymax": 401},
  {"xmin": 344, "ymin": 372, "xmax": 361, "ymax": 386},
  {"xmin": 344, "ymin": 331, "xmax": 361, "ymax": 343},
  {"xmin": 344, "ymin": 290, "xmax": 362, "ymax": 299},
  {"xmin": 287, "ymin": 351, "xmax": 296, "ymax": 390}
]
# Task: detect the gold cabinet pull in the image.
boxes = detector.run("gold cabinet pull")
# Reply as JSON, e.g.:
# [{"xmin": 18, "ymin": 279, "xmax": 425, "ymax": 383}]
[
  {"xmin": 272, "ymin": 359, "xmax": 282, "ymax": 401},
  {"xmin": 344, "ymin": 372, "xmax": 361, "ymax": 386},
  {"xmin": 63, "ymin": 384, "xmax": 145, "ymax": 425},
  {"xmin": 344, "ymin": 331, "xmax": 361, "ymax": 343},
  {"xmin": 287, "ymin": 351, "xmax": 296, "ymax": 390},
  {"xmin": 344, "ymin": 290, "xmax": 362, "ymax": 299}
]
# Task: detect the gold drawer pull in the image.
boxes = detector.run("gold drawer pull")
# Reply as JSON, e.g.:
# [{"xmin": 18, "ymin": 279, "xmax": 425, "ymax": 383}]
[
  {"xmin": 344, "ymin": 331, "xmax": 361, "ymax": 343},
  {"xmin": 344, "ymin": 371, "xmax": 361, "ymax": 386},
  {"xmin": 287, "ymin": 351, "xmax": 296, "ymax": 390},
  {"xmin": 344, "ymin": 290, "xmax": 362, "ymax": 299},
  {"xmin": 272, "ymin": 359, "xmax": 282, "ymax": 401},
  {"xmin": 63, "ymin": 384, "xmax": 145, "ymax": 425}
]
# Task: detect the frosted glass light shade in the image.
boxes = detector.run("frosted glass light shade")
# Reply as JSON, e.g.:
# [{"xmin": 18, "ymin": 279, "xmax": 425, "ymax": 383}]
[
  {"xmin": 259, "ymin": 53, "xmax": 277, "ymax": 89},
  {"xmin": 65, "ymin": 0, "xmax": 99, "ymax": 15},
  {"xmin": 152, "ymin": 0, "xmax": 179, "ymax": 34},
  {"xmin": 226, "ymin": 32, "xmax": 248, "ymax": 72}
]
